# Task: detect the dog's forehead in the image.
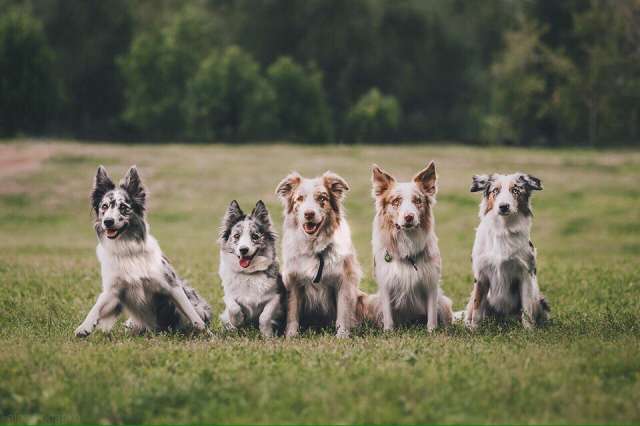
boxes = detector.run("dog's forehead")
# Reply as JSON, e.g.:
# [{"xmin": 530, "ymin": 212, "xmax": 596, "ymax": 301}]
[
  {"xmin": 298, "ymin": 177, "xmax": 326, "ymax": 195},
  {"xmin": 391, "ymin": 182, "xmax": 420, "ymax": 198},
  {"xmin": 102, "ymin": 189, "xmax": 129, "ymax": 204},
  {"xmin": 236, "ymin": 219, "xmax": 260, "ymax": 234}
]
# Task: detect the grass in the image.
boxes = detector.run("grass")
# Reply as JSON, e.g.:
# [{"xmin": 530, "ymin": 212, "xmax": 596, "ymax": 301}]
[{"xmin": 0, "ymin": 140, "xmax": 639, "ymax": 424}]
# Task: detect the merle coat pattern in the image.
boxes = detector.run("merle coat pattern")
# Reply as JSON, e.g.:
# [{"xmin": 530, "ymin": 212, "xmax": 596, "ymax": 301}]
[
  {"xmin": 218, "ymin": 200, "xmax": 285, "ymax": 337},
  {"xmin": 74, "ymin": 166, "xmax": 211, "ymax": 337}
]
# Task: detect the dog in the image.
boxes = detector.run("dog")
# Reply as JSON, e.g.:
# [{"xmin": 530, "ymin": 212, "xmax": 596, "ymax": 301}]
[
  {"xmin": 74, "ymin": 165, "xmax": 211, "ymax": 337},
  {"xmin": 218, "ymin": 200, "xmax": 285, "ymax": 337},
  {"xmin": 275, "ymin": 171, "xmax": 363, "ymax": 338},
  {"xmin": 365, "ymin": 162, "xmax": 453, "ymax": 332},
  {"xmin": 464, "ymin": 172, "xmax": 550, "ymax": 329}
]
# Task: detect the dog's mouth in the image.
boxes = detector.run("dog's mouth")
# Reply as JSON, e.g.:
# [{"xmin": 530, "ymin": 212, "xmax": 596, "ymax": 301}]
[
  {"xmin": 303, "ymin": 220, "xmax": 323, "ymax": 235},
  {"xmin": 238, "ymin": 253, "xmax": 255, "ymax": 269},
  {"xmin": 104, "ymin": 225, "xmax": 126, "ymax": 239},
  {"xmin": 395, "ymin": 222, "xmax": 416, "ymax": 230}
]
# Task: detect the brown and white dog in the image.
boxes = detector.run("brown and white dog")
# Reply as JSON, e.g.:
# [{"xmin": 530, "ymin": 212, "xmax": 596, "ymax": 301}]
[
  {"xmin": 275, "ymin": 171, "xmax": 363, "ymax": 338},
  {"xmin": 464, "ymin": 172, "xmax": 550, "ymax": 329},
  {"xmin": 365, "ymin": 162, "xmax": 453, "ymax": 332}
]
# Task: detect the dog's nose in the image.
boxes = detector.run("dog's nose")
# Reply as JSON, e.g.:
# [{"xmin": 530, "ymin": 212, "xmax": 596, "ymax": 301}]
[
  {"xmin": 103, "ymin": 218, "xmax": 115, "ymax": 228},
  {"xmin": 304, "ymin": 210, "xmax": 315, "ymax": 221},
  {"xmin": 239, "ymin": 246, "xmax": 249, "ymax": 256},
  {"xmin": 404, "ymin": 214, "xmax": 414, "ymax": 223},
  {"xmin": 499, "ymin": 203, "xmax": 510, "ymax": 213}
]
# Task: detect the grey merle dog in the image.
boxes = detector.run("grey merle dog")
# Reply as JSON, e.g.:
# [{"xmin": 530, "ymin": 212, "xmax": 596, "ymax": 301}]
[
  {"xmin": 74, "ymin": 165, "xmax": 211, "ymax": 337},
  {"xmin": 218, "ymin": 200, "xmax": 285, "ymax": 337}
]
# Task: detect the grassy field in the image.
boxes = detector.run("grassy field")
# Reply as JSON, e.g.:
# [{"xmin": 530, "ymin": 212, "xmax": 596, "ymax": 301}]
[{"xmin": 0, "ymin": 141, "xmax": 639, "ymax": 424}]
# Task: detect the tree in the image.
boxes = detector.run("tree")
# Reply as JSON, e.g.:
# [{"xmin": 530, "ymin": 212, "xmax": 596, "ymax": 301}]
[
  {"xmin": 266, "ymin": 57, "xmax": 333, "ymax": 142},
  {"xmin": 345, "ymin": 88, "xmax": 401, "ymax": 143},
  {"xmin": 0, "ymin": 8, "xmax": 58, "ymax": 136},
  {"xmin": 183, "ymin": 46, "xmax": 278, "ymax": 142}
]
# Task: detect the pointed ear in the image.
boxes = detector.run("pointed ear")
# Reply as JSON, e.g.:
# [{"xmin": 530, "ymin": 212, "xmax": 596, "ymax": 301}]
[
  {"xmin": 120, "ymin": 166, "xmax": 146, "ymax": 214},
  {"xmin": 91, "ymin": 165, "xmax": 115, "ymax": 213},
  {"xmin": 413, "ymin": 161, "xmax": 437, "ymax": 196},
  {"xmin": 470, "ymin": 174, "xmax": 490, "ymax": 193},
  {"xmin": 250, "ymin": 200, "xmax": 272, "ymax": 226},
  {"xmin": 220, "ymin": 200, "xmax": 245, "ymax": 241},
  {"xmin": 519, "ymin": 173, "xmax": 543, "ymax": 191},
  {"xmin": 323, "ymin": 171, "xmax": 349, "ymax": 201},
  {"xmin": 371, "ymin": 164, "xmax": 395, "ymax": 197},
  {"xmin": 275, "ymin": 172, "xmax": 301, "ymax": 202}
]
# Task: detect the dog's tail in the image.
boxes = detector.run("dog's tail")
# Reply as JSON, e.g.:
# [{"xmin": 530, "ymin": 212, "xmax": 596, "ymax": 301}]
[{"xmin": 356, "ymin": 289, "xmax": 381, "ymax": 327}]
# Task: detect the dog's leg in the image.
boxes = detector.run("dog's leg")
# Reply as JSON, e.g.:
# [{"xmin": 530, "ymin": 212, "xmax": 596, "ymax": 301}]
[
  {"xmin": 168, "ymin": 286, "xmax": 207, "ymax": 332},
  {"xmin": 520, "ymin": 275, "xmax": 537, "ymax": 329},
  {"xmin": 380, "ymin": 287, "xmax": 394, "ymax": 331},
  {"xmin": 220, "ymin": 296, "xmax": 244, "ymax": 330},
  {"xmin": 285, "ymin": 283, "xmax": 302, "ymax": 338},
  {"xmin": 124, "ymin": 317, "xmax": 147, "ymax": 335},
  {"xmin": 426, "ymin": 287, "xmax": 438, "ymax": 333},
  {"xmin": 75, "ymin": 291, "xmax": 120, "ymax": 337},
  {"xmin": 336, "ymin": 283, "xmax": 356, "ymax": 338},
  {"xmin": 469, "ymin": 278, "xmax": 490, "ymax": 329},
  {"xmin": 259, "ymin": 295, "xmax": 281, "ymax": 338}
]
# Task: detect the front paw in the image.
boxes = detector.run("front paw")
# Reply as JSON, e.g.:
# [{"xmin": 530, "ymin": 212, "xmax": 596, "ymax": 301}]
[
  {"xmin": 427, "ymin": 324, "xmax": 436, "ymax": 333},
  {"xmin": 74, "ymin": 324, "xmax": 92, "ymax": 338},
  {"xmin": 285, "ymin": 322, "xmax": 299, "ymax": 338},
  {"xmin": 336, "ymin": 327, "xmax": 350, "ymax": 339}
]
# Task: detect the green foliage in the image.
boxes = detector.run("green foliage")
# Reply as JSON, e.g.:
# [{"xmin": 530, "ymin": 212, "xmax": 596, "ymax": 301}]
[
  {"xmin": 0, "ymin": 8, "xmax": 58, "ymax": 136},
  {"xmin": 184, "ymin": 46, "xmax": 278, "ymax": 142},
  {"xmin": 346, "ymin": 88, "xmax": 401, "ymax": 142},
  {"xmin": 118, "ymin": 7, "xmax": 216, "ymax": 139},
  {"xmin": 266, "ymin": 57, "xmax": 333, "ymax": 143}
]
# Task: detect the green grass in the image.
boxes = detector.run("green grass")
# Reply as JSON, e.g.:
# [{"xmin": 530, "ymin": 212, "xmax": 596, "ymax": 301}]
[{"xmin": 1, "ymin": 141, "xmax": 639, "ymax": 424}]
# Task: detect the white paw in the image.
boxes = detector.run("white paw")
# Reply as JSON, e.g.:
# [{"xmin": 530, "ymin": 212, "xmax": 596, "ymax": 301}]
[
  {"xmin": 336, "ymin": 328, "xmax": 350, "ymax": 339},
  {"xmin": 285, "ymin": 323, "xmax": 299, "ymax": 338},
  {"xmin": 74, "ymin": 325, "xmax": 91, "ymax": 338}
]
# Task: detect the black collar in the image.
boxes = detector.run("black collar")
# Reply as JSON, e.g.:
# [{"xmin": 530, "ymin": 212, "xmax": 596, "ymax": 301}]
[{"xmin": 312, "ymin": 245, "xmax": 331, "ymax": 284}]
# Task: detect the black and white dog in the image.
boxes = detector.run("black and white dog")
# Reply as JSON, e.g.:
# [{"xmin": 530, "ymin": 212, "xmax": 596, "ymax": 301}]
[
  {"xmin": 464, "ymin": 172, "xmax": 550, "ymax": 329},
  {"xmin": 218, "ymin": 200, "xmax": 285, "ymax": 337},
  {"xmin": 74, "ymin": 166, "xmax": 211, "ymax": 337}
]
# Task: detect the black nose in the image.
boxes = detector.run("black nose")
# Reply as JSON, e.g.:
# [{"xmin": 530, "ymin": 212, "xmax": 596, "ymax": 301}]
[
  {"xmin": 304, "ymin": 210, "xmax": 315, "ymax": 220},
  {"xmin": 239, "ymin": 246, "xmax": 249, "ymax": 256},
  {"xmin": 103, "ymin": 218, "xmax": 115, "ymax": 227},
  {"xmin": 404, "ymin": 214, "xmax": 414, "ymax": 223},
  {"xmin": 499, "ymin": 203, "xmax": 510, "ymax": 213}
]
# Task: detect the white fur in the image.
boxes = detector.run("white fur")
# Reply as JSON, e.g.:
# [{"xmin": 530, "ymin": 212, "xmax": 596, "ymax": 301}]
[
  {"xmin": 218, "ymin": 251, "xmax": 283, "ymax": 337},
  {"xmin": 74, "ymin": 227, "xmax": 208, "ymax": 337},
  {"xmin": 465, "ymin": 173, "xmax": 547, "ymax": 329}
]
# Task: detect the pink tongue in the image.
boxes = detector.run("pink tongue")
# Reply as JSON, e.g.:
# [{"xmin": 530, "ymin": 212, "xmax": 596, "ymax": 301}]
[{"xmin": 239, "ymin": 258, "xmax": 251, "ymax": 268}]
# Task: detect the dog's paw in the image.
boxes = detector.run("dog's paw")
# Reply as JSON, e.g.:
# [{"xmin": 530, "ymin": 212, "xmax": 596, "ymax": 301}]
[
  {"xmin": 336, "ymin": 328, "xmax": 350, "ymax": 339},
  {"xmin": 74, "ymin": 325, "xmax": 91, "ymax": 338},
  {"xmin": 285, "ymin": 323, "xmax": 299, "ymax": 338},
  {"xmin": 427, "ymin": 325, "xmax": 437, "ymax": 334}
]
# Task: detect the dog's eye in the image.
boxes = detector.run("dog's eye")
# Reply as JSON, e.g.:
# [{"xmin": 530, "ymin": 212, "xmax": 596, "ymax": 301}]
[
  {"xmin": 511, "ymin": 187, "xmax": 521, "ymax": 196},
  {"xmin": 391, "ymin": 198, "xmax": 401, "ymax": 207},
  {"xmin": 318, "ymin": 195, "xmax": 327, "ymax": 203},
  {"xmin": 491, "ymin": 188, "xmax": 500, "ymax": 196},
  {"xmin": 233, "ymin": 233, "xmax": 240, "ymax": 240},
  {"xmin": 414, "ymin": 197, "xmax": 422, "ymax": 205},
  {"xmin": 251, "ymin": 233, "xmax": 260, "ymax": 241},
  {"xmin": 101, "ymin": 203, "xmax": 108, "ymax": 210},
  {"xmin": 296, "ymin": 195, "xmax": 304, "ymax": 203}
]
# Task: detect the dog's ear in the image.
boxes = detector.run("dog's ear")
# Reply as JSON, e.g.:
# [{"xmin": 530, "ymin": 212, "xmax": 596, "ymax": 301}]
[
  {"xmin": 323, "ymin": 171, "xmax": 349, "ymax": 201},
  {"xmin": 413, "ymin": 161, "xmax": 437, "ymax": 196},
  {"xmin": 120, "ymin": 165, "xmax": 146, "ymax": 214},
  {"xmin": 470, "ymin": 174, "xmax": 490, "ymax": 193},
  {"xmin": 275, "ymin": 172, "xmax": 301, "ymax": 202},
  {"xmin": 371, "ymin": 164, "xmax": 395, "ymax": 197},
  {"xmin": 251, "ymin": 200, "xmax": 271, "ymax": 226},
  {"xmin": 518, "ymin": 173, "xmax": 543, "ymax": 191},
  {"xmin": 91, "ymin": 165, "xmax": 115, "ymax": 213},
  {"xmin": 220, "ymin": 200, "xmax": 245, "ymax": 241}
]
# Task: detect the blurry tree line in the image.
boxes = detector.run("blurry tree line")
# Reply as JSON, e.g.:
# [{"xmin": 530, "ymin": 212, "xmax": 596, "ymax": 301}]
[{"xmin": 1, "ymin": 0, "xmax": 638, "ymax": 145}]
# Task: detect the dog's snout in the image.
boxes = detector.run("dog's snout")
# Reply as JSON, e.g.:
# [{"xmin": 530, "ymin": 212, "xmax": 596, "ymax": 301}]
[
  {"xmin": 239, "ymin": 246, "xmax": 249, "ymax": 256},
  {"xmin": 103, "ymin": 218, "xmax": 115, "ymax": 228},
  {"xmin": 499, "ymin": 203, "xmax": 510, "ymax": 213},
  {"xmin": 304, "ymin": 210, "xmax": 315, "ymax": 221},
  {"xmin": 404, "ymin": 214, "xmax": 414, "ymax": 223}
]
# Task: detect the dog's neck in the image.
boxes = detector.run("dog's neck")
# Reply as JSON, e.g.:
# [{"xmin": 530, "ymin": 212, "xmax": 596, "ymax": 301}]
[
  {"xmin": 374, "ymin": 214, "xmax": 438, "ymax": 260},
  {"xmin": 482, "ymin": 212, "xmax": 531, "ymax": 240}
]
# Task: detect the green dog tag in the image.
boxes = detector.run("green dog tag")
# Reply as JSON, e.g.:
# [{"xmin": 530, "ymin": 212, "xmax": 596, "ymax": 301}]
[{"xmin": 384, "ymin": 251, "xmax": 392, "ymax": 262}]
